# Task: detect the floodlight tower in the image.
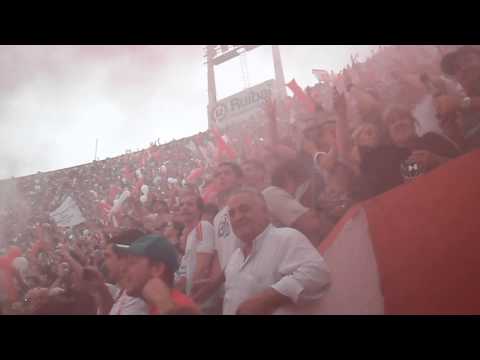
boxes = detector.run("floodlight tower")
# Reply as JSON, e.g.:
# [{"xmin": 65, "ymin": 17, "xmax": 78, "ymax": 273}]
[{"xmin": 204, "ymin": 45, "xmax": 288, "ymax": 129}]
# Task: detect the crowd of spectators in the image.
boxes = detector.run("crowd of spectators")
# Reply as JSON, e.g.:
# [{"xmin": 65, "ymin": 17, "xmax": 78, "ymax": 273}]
[{"xmin": 0, "ymin": 45, "xmax": 479, "ymax": 314}]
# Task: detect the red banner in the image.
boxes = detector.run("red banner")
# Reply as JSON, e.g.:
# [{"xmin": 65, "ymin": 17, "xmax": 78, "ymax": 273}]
[{"xmin": 286, "ymin": 79, "xmax": 316, "ymax": 114}]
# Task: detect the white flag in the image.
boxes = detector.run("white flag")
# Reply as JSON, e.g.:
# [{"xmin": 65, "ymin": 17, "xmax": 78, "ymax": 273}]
[{"xmin": 50, "ymin": 196, "xmax": 86, "ymax": 228}]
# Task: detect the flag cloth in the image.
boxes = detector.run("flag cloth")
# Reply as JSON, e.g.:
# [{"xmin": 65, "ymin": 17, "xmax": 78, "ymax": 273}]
[
  {"xmin": 211, "ymin": 127, "xmax": 237, "ymax": 161},
  {"xmin": 286, "ymin": 79, "xmax": 316, "ymax": 114},
  {"xmin": 50, "ymin": 196, "xmax": 86, "ymax": 228},
  {"xmin": 276, "ymin": 150, "xmax": 480, "ymax": 314},
  {"xmin": 312, "ymin": 69, "xmax": 331, "ymax": 83}
]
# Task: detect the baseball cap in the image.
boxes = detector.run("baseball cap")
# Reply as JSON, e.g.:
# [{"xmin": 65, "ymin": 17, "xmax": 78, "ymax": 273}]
[
  {"xmin": 115, "ymin": 235, "xmax": 179, "ymax": 273},
  {"xmin": 441, "ymin": 46, "xmax": 480, "ymax": 76}
]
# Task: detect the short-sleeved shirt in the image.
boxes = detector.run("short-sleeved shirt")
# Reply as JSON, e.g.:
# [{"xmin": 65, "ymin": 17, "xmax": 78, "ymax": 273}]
[{"xmin": 262, "ymin": 186, "xmax": 309, "ymax": 227}]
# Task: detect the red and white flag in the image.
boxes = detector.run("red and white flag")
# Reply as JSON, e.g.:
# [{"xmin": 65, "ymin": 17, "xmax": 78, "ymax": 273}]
[
  {"xmin": 276, "ymin": 150, "xmax": 480, "ymax": 314},
  {"xmin": 286, "ymin": 79, "xmax": 316, "ymax": 114},
  {"xmin": 211, "ymin": 127, "xmax": 237, "ymax": 161}
]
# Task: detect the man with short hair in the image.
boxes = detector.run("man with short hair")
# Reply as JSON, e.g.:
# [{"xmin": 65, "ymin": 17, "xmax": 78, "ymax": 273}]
[
  {"xmin": 175, "ymin": 193, "xmax": 215, "ymax": 298},
  {"xmin": 210, "ymin": 162, "xmax": 244, "ymax": 273},
  {"xmin": 202, "ymin": 189, "xmax": 330, "ymax": 315},
  {"xmin": 191, "ymin": 162, "xmax": 243, "ymax": 308},
  {"xmin": 262, "ymin": 161, "xmax": 335, "ymax": 245},
  {"xmin": 120, "ymin": 235, "xmax": 200, "ymax": 315}
]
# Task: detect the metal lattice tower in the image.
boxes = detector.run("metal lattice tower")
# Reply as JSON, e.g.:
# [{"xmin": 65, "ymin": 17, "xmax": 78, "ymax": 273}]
[
  {"xmin": 204, "ymin": 45, "xmax": 287, "ymax": 128},
  {"xmin": 239, "ymin": 51, "xmax": 250, "ymax": 89}
]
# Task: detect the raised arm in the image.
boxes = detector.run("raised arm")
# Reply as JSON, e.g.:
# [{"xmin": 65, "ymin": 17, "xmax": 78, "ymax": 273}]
[{"xmin": 333, "ymin": 87, "xmax": 354, "ymax": 166}]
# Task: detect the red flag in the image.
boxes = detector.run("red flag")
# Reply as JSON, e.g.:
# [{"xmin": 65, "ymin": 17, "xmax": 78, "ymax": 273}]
[
  {"xmin": 211, "ymin": 127, "xmax": 237, "ymax": 161},
  {"xmin": 286, "ymin": 79, "xmax": 316, "ymax": 114},
  {"xmin": 186, "ymin": 167, "xmax": 204, "ymax": 183},
  {"xmin": 312, "ymin": 150, "xmax": 480, "ymax": 315}
]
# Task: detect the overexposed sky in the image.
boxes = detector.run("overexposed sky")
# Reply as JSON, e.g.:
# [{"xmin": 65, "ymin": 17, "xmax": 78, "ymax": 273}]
[{"xmin": 0, "ymin": 45, "xmax": 377, "ymax": 179}]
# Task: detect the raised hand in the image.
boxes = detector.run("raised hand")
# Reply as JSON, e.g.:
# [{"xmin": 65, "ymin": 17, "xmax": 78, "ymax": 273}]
[{"xmin": 333, "ymin": 87, "xmax": 347, "ymax": 119}]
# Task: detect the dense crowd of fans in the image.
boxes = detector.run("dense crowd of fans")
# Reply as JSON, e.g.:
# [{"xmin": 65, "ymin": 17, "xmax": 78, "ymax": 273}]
[{"xmin": 0, "ymin": 45, "xmax": 479, "ymax": 314}]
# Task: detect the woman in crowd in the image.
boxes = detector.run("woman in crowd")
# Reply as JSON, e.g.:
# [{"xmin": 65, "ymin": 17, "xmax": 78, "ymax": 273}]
[{"xmin": 359, "ymin": 105, "xmax": 461, "ymax": 197}]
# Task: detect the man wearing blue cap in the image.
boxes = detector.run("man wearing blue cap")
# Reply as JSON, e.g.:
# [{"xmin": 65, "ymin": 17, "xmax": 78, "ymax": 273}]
[{"xmin": 117, "ymin": 235, "xmax": 200, "ymax": 315}]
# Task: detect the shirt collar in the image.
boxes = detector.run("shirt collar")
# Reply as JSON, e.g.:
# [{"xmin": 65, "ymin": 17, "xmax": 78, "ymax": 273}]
[{"xmin": 241, "ymin": 223, "xmax": 274, "ymax": 259}]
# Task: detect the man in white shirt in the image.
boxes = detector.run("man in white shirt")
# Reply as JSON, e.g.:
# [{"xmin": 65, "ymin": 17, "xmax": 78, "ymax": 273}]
[
  {"xmin": 81, "ymin": 229, "xmax": 149, "ymax": 315},
  {"xmin": 227, "ymin": 188, "xmax": 330, "ymax": 314},
  {"xmin": 262, "ymin": 161, "xmax": 334, "ymax": 246},
  {"xmin": 191, "ymin": 162, "xmax": 243, "ymax": 305},
  {"xmin": 195, "ymin": 188, "xmax": 331, "ymax": 315},
  {"xmin": 175, "ymin": 193, "xmax": 216, "ymax": 305},
  {"xmin": 208, "ymin": 162, "xmax": 244, "ymax": 274}
]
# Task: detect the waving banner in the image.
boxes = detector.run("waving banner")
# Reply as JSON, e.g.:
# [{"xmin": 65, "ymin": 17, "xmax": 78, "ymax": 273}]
[{"xmin": 50, "ymin": 196, "xmax": 86, "ymax": 228}]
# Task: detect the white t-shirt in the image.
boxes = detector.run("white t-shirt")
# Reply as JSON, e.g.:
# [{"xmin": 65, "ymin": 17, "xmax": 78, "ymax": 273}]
[
  {"xmin": 262, "ymin": 186, "xmax": 309, "ymax": 227},
  {"xmin": 413, "ymin": 95, "xmax": 444, "ymax": 137},
  {"xmin": 107, "ymin": 284, "xmax": 149, "ymax": 315},
  {"xmin": 223, "ymin": 225, "xmax": 330, "ymax": 315},
  {"xmin": 212, "ymin": 206, "xmax": 242, "ymax": 271},
  {"xmin": 177, "ymin": 221, "xmax": 215, "ymax": 295}
]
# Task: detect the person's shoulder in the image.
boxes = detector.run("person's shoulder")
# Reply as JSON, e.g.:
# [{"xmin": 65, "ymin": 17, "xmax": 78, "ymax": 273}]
[
  {"xmin": 105, "ymin": 283, "xmax": 120, "ymax": 298},
  {"xmin": 421, "ymin": 132, "xmax": 461, "ymax": 156},
  {"xmin": 121, "ymin": 291, "xmax": 146, "ymax": 305},
  {"xmin": 269, "ymin": 225, "xmax": 309, "ymax": 243},
  {"xmin": 213, "ymin": 206, "xmax": 228, "ymax": 225},
  {"xmin": 262, "ymin": 185, "xmax": 291, "ymax": 199},
  {"xmin": 199, "ymin": 220, "xmax": 214, "ymax": 230},
  {"xmin": 421, "ymin": 131, "xmax": 446, "ymax": 142}
]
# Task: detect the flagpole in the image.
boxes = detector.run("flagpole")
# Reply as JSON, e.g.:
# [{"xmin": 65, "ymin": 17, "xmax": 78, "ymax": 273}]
[{"xmin": 94, "ymin": 139, "xmax": 98, "ymax": 161}]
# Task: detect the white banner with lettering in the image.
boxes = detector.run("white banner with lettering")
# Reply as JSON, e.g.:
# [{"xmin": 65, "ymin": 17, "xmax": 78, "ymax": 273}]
[
  {"xmin": 210, "ymin": 79, "xmax": 274, "ymax": 129},
  {"xmin": 50, "ymin": 196, "xmax": 86, "ymax": 228}
]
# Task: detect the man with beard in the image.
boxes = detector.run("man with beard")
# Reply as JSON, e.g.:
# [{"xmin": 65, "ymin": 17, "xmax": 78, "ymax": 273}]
[{"xmin": 438, "ymin": 46, "xmax": 480, "ymax": 150}]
